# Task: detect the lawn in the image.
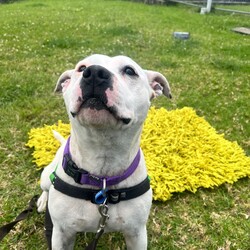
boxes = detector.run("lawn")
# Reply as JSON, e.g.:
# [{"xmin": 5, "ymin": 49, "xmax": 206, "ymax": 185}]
[
  {"xmin": 215, "ymin": 4, "xmax": 250, "ymax": 12},
  {"xmin": 0, "ymin": 0, "xmax": 249, "ymax": 249}
]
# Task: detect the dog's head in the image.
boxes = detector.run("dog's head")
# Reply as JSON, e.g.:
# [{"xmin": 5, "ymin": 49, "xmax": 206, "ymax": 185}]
[{"xmin": 55, "ymin": 54, "xmax": 171, "ymax": 128}]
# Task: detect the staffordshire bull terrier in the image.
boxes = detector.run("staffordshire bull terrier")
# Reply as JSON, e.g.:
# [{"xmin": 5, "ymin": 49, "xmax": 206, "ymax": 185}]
[{"xmin": 37, "ymin": 54, "xmax": 171, "ymax": 249}]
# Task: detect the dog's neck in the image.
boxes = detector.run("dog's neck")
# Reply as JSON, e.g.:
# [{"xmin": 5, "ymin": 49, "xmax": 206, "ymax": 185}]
[{"xmin": 68, "ymin": 124, "xmax": 142, "ymax": 176}]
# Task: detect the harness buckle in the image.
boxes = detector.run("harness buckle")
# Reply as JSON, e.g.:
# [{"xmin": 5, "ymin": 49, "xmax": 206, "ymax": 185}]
[
  {"xmin": 108, "ymin": 192, "xmax": 126, "ymax": 204},
  {"xmin": 109, "ymin": 192, "xmax": 120, "ymax": 204},
  {"xmin": 63, "ymin": 154, "xmax": 88, "ymax": 184},
  {"xmin": 49, "ymin": 172, "xmax": 56, "ymax": 184}
]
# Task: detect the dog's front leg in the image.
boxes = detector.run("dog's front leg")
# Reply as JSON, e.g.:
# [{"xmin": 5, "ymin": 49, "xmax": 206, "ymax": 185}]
[
  {"xmin": 51, "ymin": 226, "xmax": 76, "ymax": 250},
  {"xmin": 124, "ymin": 226, "xmax": 148, "ymax": 250}
]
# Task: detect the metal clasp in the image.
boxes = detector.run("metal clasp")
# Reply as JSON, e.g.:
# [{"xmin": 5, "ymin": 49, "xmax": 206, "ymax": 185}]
[
  {"xmin": 97, "ymin": 179, "xmax": 109, "ymax": 231},
  {"xmin": 85, "ymin": 197, "xmax": 110, "ymax": 250},
  {"xmin": 94, "ymin": 193, "xmax": 110, "ymax": 243},
  {"xmin": 97, "ymin": 202, "xmax": 109, "ymax": 232}
]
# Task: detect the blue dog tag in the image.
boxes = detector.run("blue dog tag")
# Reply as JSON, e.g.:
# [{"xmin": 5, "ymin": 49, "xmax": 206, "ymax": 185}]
[{"xmin": 95, "ymin": 189, "xmax": 107, "ymax": 204}]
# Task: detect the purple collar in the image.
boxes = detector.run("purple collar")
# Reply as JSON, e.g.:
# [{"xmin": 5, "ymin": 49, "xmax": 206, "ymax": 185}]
[{"xmin": 62, "ymin": 137, "xmax": 141, "ymax": 188}]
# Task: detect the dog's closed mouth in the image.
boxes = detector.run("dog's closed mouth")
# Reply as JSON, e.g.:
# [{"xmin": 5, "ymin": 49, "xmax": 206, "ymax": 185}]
[
  {"xmin": 81, "ymin": 98, "xmax": 108, "ymax": 111},
  {"xmin": 71, "ymin": 98, "xmax": 131, "ymax": 125}
]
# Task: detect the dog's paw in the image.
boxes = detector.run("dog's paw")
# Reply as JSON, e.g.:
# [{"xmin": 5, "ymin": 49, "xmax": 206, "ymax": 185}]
[{"xmin": 37, "ymin": 191, "xmax": 48, "ymax": 213}]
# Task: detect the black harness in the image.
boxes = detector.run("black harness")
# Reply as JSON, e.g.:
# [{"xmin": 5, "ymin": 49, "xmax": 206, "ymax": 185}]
[{"xmin": 51, "ymin": 172, "xmax": 150, "ymax": 204}]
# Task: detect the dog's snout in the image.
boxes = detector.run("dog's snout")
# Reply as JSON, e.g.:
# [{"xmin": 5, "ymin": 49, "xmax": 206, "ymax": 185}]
[
  {"xmin": 82, "ymin": 65, "xmax": 111, "ymax": 85},
  {"xmin": 80, "ymin": 65, "xmax": 113, "ymax": 101}
]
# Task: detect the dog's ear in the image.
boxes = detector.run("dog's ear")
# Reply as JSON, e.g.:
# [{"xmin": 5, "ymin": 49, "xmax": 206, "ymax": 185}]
[
  {"xmin": 54, "ymin": 70, "xmax": 74, "ymax": 93},
  {"xmin": 145, "ymin": 70, "xmax": 172, "ymax": 99}
]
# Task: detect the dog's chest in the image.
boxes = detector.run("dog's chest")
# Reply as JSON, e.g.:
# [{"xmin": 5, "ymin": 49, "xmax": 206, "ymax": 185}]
[
  {"xmin": 49, "ymin": 194, "xmax": 140, "ymax": 232},
  {"xmin": 49, "ymin": 189, "xmax": 148, "ymax": 233}
]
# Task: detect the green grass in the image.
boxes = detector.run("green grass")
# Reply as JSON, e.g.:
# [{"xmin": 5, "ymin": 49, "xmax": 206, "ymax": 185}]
[
  {"xmin": 0, "ymin": 0, "xmax": 249, "ymax": 249},
  {"xmin": 215, "ymin": 4, "xmax": 250, "ymax": 12}
]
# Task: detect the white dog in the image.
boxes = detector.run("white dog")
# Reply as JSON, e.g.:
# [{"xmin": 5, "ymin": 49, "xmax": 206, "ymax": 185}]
[{"xmin": 37, "ymin": 54, "xmax": 171, "ymax": 249}]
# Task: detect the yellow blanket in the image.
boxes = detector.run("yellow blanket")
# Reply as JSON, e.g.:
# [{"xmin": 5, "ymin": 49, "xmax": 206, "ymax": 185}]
[{"xmin": 26, "ymin": 107, "xmax": 250, "ymax": 201}]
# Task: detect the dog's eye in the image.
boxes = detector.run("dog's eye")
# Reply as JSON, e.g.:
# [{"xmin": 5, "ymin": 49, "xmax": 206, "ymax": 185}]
[
  {"xmin": 123, "ymin": 66, "xmax": 137, "ymax": 77},
  {"xmin": 78, "ymin": 65, "xmax": 86, "ymax": 72}
]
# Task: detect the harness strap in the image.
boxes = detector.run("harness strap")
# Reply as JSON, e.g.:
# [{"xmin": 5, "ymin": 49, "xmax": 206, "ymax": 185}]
[{"xmin": 52, "ymin": 173, "xmax": 150, "ymax": 204}]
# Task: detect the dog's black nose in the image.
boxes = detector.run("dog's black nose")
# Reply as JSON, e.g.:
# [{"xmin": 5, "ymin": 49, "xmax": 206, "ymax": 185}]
[
  {"xmin": 82, "ymin": 65, "xmax": 112, "ymax": 87},
  {"xmin": 80, "ymin": 65, "xmax": 113, "ymax": 106}
]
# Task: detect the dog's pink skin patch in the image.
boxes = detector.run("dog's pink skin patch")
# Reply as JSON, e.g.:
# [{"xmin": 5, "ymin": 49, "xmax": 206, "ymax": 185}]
[
  {"xmin": 105, "ymin": 80, "xmax": 118, "ymax": 107},
  {"xmin": 105, "ymin": 88, "xmax": 116, "ymax": 107}
]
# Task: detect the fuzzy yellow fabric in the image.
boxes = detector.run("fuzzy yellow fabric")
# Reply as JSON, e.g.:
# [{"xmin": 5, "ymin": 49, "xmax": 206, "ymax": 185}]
[
  {"xmin": 26, "ymin": 107, "xmax": 250, "ymax": 201},
  {"xmin": 26, "ymin": 121, "xmax": 70, "ymax": 169}
]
